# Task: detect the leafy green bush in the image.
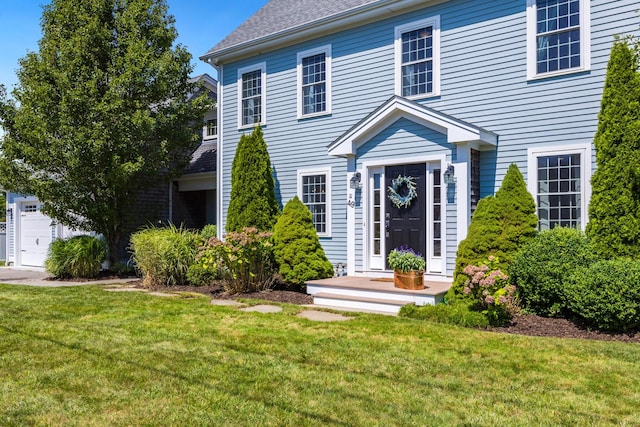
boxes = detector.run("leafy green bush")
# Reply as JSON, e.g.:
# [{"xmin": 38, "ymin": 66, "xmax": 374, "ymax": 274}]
[
  {"xmin": 399, "ymin": 303, "xmax": 489, "ymax": 328},
  {"xmin": 566, "ymin": 259, "xmax": 640, "ymax": 332},
  {"xmin": 450, "ymin": 164, "xmax": 538, "ymax": 301},
  {"xmin": 200, "ymin": 224, "xmax": 217, "ymax": 241},
  {"xmin": 194, "ymin": 227, "xmax": 276, "ymax": 294},
  {"xmin": 387, "ymin": 245, "xmax": 426, "ymax": 272},
  {"xmin": 129, "ymin": 225, "xmax": 200, "ymax": 287},
  {"xmin": 186, "ymin": 263, "xmax": 219, "ymax": 287},
  {"xmin": 45, "ymin": 235, "xmax": 107, "ymax": 278},
  {"xmin": 510, "ymin": 227, "xmax": 596, "ymax": 317},
  {"xmin": 272, "ymin": 197, "xmax": 333, "ymax": 288}
]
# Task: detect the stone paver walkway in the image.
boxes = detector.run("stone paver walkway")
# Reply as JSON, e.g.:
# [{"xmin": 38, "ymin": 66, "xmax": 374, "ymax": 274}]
[
  {"xmin": 210, "ymin": 299, "xmax": 245, "ymax": 307},
  {"xmin": 239, "ymin": 304, "xmax": 283, "ymax": 313}
]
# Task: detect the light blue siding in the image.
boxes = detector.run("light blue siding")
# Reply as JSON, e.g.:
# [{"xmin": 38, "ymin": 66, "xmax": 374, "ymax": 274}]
[{"xmin": 217, "ymin": 0, "xmax": 640, "ymax": 275}]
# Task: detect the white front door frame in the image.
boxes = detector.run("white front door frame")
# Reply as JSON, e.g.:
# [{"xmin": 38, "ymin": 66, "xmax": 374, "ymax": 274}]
[{"xmin": 359, "ymin": 153, "xmax": 447, "ymax": 277}]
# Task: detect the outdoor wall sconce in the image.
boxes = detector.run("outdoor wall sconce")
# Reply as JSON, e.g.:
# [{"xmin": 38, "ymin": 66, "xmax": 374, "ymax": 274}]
[
  {"xmin": 443, "ymin": 164, "xmax": 455, "ymax": 184},
  {"xmin": 350, "ymin": 171, "xmax": 362, "ymax": 189},
  {"xmin": 5, "ymin": 208, "xmax": 12, "ymax": 220}
]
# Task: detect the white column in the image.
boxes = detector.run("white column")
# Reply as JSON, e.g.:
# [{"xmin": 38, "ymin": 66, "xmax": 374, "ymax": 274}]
[
  {"xmin": 346, "ymin": 156, "xmax": 357, "ymax": 276},
  {"xmin": 455, "ymin": 143, "xmax": 470, "ymax": 244}
]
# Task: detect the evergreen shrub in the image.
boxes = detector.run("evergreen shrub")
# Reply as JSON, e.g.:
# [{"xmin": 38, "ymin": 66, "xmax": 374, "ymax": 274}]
[
  {"xmin": 399, "ymin": 303, "xmax": 489, "ymax": 328},
  {"xmin": 272, "ymin": 197, "xmax": 333, "ymax": 287},
  {"xmin": 200, "ymin": 224, "xmax": 217, "ymax": 241},
  {"xmin": 449, "ymin": 164, "xmax": 538, "ymax": 300},
  {"xmin": 510, "ymin": 227, "xmax": 596, "ymax": 317},
  {"xmin": 226, "ymin": 127, "xmax": 280, "ymax": 232},
  {"xmin": 129, "ymin": 225, "xmax": 200, "ymax": 287},
  {"xmin": 566, "ymin": 258, "xmax": 640, "ymax": 332},
  {"xmin": 587, "ymin": 40, "xmax": 640, "ymax": 259},
  {"xmin": 45, "ymin": 235, "xmax": 107, "ymax": 278}
]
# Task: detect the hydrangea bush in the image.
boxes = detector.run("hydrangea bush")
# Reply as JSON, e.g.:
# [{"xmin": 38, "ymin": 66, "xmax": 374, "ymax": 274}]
[
  {"xmin": 459, "ymin": 256, "xmax": 518, "ymax": 325},
  {"xmin": 193, "ymin": 227, "xmax": 276, "ymax": 294}
]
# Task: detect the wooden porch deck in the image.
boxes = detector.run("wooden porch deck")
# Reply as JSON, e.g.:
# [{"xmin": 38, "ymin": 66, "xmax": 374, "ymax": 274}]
[{"xmin": 306, "ymin": 276, "xmax": 451, "ymax": 315}]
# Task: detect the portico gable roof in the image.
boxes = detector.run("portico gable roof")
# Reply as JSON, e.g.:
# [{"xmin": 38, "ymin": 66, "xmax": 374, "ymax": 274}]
[{"xmin": 327, "ymin": 96, "xmax": 498, "ymax": 157}]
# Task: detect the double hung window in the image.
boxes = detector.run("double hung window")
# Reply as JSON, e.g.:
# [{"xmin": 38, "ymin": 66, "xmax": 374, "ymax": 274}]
[
  {"xmin": 527, "ymin": 0, "xmax": 590, "ymax": 79},
  {"xmin": 528, "ymin": 145, "xmax": 591, "ymax": 230},
  {"xmin": 297, "ymin": 45, "xmax": 331, "ymax": 118},
  {"xmin": 237, "ymin": 63, "xmax": 266, "ymax": 128},
  {"xmin": 395, "ymin": 17, "xmax": 440, "ymax": 98},
  {"xmin": 298, "ymin": 169, "xmax": 331, "ymax": 236}
]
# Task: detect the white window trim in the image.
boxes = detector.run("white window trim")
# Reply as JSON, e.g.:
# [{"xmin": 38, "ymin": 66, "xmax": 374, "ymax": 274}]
[
  {"xmin": 203, "ymin": 114, "xmax": 217, "ymax": 141},
  {"xmin": 297, "ymin": 45, "xmax": 332, "ymax": 119},
  {"xmin": 237, "ymin": 62, "xmax": 266, "ymax": 130},
  {"xmin": 526, "ymin": 0, "xmax": 591, "ymax": 80},
  {"xmin": 297, "ymin": 167, "xmax": 332, "ymax": 238},
  {"xmin": 527, "ymin": 142, "xmax": 592, "ymax": 231},
  {"xmin": 394, "ymin": 15, "xmax": 441, "ymax": 99}
]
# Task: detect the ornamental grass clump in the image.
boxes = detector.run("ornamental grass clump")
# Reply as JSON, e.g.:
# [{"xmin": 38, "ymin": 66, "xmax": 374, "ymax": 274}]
[
  {"xmin": 129, "ymin": 225, "xmax": 200, "ymax": 287},
  {"xmin": 45, "ymin": 235, "xmax": 107, "ymax": 278},
  {"xmin": 193, "ymin": 227, "xmax": 276, "ymax": 294},
  {"xmin": 387, "ymin": 246, "xmax": 426, "ymax": 272}
]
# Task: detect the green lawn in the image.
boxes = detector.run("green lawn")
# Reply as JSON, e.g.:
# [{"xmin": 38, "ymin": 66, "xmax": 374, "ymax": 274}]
[{"xmin": 0, "ymin": 284, "xmax": 639, "ymax": 426}]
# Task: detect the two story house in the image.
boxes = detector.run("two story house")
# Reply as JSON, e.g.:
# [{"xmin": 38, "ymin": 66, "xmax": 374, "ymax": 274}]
[{"xmin": 204, "ymin": 0, "xmax": 637, "ymax": 280}]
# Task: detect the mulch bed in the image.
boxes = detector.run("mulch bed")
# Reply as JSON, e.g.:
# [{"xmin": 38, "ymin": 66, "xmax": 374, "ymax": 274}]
[
  {"xmin": 490, "ymin": 314, "xmax": 640, "ymax": 343},
  {"xmin": 130, "ymin": 280, "xmax": 314, "ymax": 305}
]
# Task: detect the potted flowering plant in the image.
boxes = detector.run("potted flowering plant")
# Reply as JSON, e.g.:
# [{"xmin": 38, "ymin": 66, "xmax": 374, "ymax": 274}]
[{"xmin": 387, "ymin": 245, "xmax": 426, "ymax": 290}]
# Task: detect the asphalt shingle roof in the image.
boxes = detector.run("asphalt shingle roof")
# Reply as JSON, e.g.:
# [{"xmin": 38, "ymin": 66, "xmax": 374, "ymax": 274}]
[{"xmin": 204, "ymin": 0, "xmax": 381, "ymax": 56}]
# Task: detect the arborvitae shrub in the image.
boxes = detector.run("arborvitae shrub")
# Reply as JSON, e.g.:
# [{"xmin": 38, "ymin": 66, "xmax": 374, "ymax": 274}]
[
  {"xmin": 226, "ymin": 126, "xmax": 280, "ymax": 232},
  {"xmin": 272, "ymin": 197, "xmax": 334, "ymax": 288},
  {"xmin": 510, "ymin": 227, "xmax": 596, "ymax": 317},
  {"xmin": 449, "ymin": 164, "xmax": 537, "ymax": 301},
  {"xmin": 566, "ymin": 258, "xmax": 640, "ymax": 332},
  {"xmin": 587, "ymin": 40, "xmax": 640, "ymax": 259}
]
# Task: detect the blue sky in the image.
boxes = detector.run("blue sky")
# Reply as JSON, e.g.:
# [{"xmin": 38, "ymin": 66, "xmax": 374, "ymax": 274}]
[{"xmin": 0, "ymin": 0, "xmax": 268, "ymax": 91}]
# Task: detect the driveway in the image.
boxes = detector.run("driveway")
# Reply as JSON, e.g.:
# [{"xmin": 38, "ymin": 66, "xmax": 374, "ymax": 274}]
[{"xmin": 0, "ymin": 267, "xmax": 136, "ymax": 287}]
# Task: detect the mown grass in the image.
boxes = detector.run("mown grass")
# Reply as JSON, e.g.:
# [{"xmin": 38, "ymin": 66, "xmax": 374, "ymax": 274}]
[{"xmin": 0, "ymin": 284, "xmax": 639, "ymax": 426}]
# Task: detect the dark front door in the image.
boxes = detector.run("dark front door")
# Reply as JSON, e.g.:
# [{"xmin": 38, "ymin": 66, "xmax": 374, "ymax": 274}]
[{"xmin": 385, "ymin": 163, "xmax": 427, "ymax": 270}]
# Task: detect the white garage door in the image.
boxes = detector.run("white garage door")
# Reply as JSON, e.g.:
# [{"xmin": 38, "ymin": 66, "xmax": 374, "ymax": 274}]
[{"xmin": 20, "ymin": 202, "xmax": 54, "ymax": 267}]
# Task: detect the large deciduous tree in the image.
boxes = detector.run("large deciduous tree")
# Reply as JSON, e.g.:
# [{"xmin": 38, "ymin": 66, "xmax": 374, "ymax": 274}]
[
  {"xmin": 0, "ymin": 0, "xmax": 211, "ymax": 262},
  {"xmin": 587, "ymin": 39, "xmax": 640, "ymax": 259}
]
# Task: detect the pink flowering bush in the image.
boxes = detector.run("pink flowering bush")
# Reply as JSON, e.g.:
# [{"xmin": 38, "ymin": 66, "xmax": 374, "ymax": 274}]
[
  {"xmin": 194, "ymin": 227, "xmax": 276, "ymax": 294},
  {"xmin": 460, "ymin": 256, "xmax": 518, "ymax": 325}
]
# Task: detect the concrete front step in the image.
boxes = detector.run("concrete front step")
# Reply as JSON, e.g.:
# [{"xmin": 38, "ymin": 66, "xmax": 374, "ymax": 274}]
[
  {"xmin": 306, "ymin": 276, "xmax": 450, "ymax": 315},
  {"xmin": 312, "ymin": 292, "xmax": 408, "ymax": 315}
]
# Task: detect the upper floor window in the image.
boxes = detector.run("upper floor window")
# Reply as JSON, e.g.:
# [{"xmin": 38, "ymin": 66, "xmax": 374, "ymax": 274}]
[
  {"xmin": 527, "ymin": 0, "xmax": 590, "ymax": 79},
  {"xmin": 297, "ymin": 45, "xmax": 332, "ymax": 118},
  {"xmin": 205, "ymin": 118, "xmax": 217, "ymax": 138},
  {"xmin": 237, "ymin": 62, "xmax": 266, "ymax": 128},
  {"xmin": 395, "ymin": 16, "xmax": 441, "ymax": 98},
  {"xmin": 528, "ymin": 144, "xmax": 591, "ymax": 231},
  {"xmin": 298, "ymin": 168, "xmax": 332, "ymax": 237}
]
